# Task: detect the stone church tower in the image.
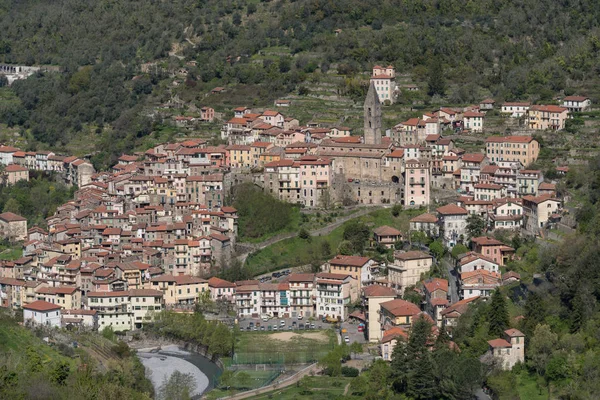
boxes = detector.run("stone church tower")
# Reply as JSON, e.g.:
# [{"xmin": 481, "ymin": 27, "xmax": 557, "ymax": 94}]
[{"xmin": 364, "ymin": 80, "xmax": 382, "ymax": 145}]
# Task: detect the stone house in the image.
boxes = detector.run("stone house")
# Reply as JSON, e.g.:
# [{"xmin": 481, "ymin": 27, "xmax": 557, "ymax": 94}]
[
  {"xmin": 0, "ymin": 212, "xmax": 27, "ymax": 242},
  {"xmin": 3, "ymin": 164, "xmax": 29, "ymax": 185},
  {"xmin": 486, "ymin": 329, "xmax": 525, "ymax": 370},
  {"xmin": 372, "ymin": 225, "xmax": 403, "ymax": 249}
]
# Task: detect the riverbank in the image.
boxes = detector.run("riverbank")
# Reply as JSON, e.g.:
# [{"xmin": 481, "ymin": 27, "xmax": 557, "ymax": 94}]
[{"xmin": 133, "ymin": 340, "xmax": 222, "ymax": 398}]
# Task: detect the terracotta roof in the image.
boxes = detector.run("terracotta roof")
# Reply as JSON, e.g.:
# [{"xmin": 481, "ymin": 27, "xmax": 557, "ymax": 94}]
[
  {"xmin": 129, "ymin": 289, "xmax": 163, "ymax": 297},
  {"xmin": 329, "ymin": 255, "xmax": 371, "ymax": 267},
  {"xmin": 380, "ymin": 299, "xmax": 421, "ymax": 317},
  {"xmin": 424, "ymin": 278, "xmax": 448, "ymax": 293},
  {"xmin": 504, "ymin": 328, "xmax": 524, "ymax": 337},
  {"xmin": 24, "ymin": 300, "xmax": 62, "ymax": 312},
  {"xmin": 538, "ymin": 182, "xmax": 556, "ymax": 190},
  {"xmin": 530, "ymin": 105, "xmax": 568, "ymax": 113},
  {"xmin": 394, "ymin": 250, "xmax": 432, "ymax": 261},
  {"xmin": 461, "ymin": 153, "xmax": 486, "ymax": 163},
  {"xmin": 460, "ymin": 269, "xmax": 501, "ymax": 280},
  {"xmin": 208, "ymin": 277, "xmax": 235, "ymax": 288},
  {"xmin": 488, "ymin": 338, "xmax": 512, "ymax": 348},
  {"xmin": 471, "ymin": 236, "xmax": 507, "ymax": 246},
  {"xmin": 363, "ymin": 285, "xmax": 396, "ymax": 297},
  {"xmin": 410, "ymin": 213, "xmax": 438, "ymax": 223},
  {"xmin": 502, "ymin": 102, "xmax": 530, "ymax": 107},
  {"xmin": 485, "ymin": 136, "xmax": 535, "ymax": 144},
  {"xmin": 288, "ymin": 273, "xmax": 316, "ymax": 283},
  {"xmin": 459, "ymin": 252, "xmax": 498, "ymax": 266},
  {"xmin": 373, "ymin": 225, "xmax": 402, "ymax": 237},
  {"xmin": 563, "ymin": 95, "xmax": 589, "ymax": 102},
  {"xmin": 441, "ymin": 296, "xmax": 480, "ymax": 316},
  {"xmin": 522, "ymin": 194, "xmax": 560, "ymax": 205},
  {"xmin": 381, "ymin": 326, "xmax": 408, "ymax": 343},
  {"xmin": 4, "ymin": 164, "xmax": 28, "ymax": 172},
  {"xmin": 0, "ymin": 212, "xmax": 26, "ymax": 222},
  {"xmin": 436, "ymin": 204, "xmax": 468, "ymax": 215}
]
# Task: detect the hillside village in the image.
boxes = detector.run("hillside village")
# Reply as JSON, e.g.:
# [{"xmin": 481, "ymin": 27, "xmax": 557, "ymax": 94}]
[{"xmin": 0, "ymin": 63, "xmax": 581, "ymax": 383}]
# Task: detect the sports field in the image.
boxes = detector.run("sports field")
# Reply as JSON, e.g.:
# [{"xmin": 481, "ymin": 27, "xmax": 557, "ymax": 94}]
[{"xmin": 233, "ymin": 330, "xmax": 336, "ymax": 365}]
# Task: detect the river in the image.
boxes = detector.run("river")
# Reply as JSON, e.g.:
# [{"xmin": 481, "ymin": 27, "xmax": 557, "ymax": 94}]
[{"xmin": 137, "ymin": 345, "xmax": 222, "ymax": 398}]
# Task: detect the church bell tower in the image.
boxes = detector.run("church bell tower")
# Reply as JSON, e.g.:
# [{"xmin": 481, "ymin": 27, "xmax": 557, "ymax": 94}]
[{"xmin": 364, "ymin": 81, "xmax": 382, "ymax": 145}]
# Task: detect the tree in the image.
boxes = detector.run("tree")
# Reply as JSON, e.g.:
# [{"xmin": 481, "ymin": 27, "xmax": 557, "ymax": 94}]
[
  {"xmin": 3, "ymin": 198, "xmax": 20, "ymax": 215},
  {"xmin": 320, "ymin": 240, "xmax": 332, "ymax": 258},
  {"xmin": 428, "ymin": 240, "xmax": 445, "ymax": 260},
  {"xmin": 158, "ymin": 371, "xmax": 196, "ymax": 400},
  {"xmin": 298, "ymin": 228, "xmax": 310, "ymax": 240},
  {"xmin": 466, "ymin": 214, "xmax": 485, "ymax": 239},
  {"xmin": 235, "ymin": 371, "xmax": 251, "ymax": 389},
  {"xmin": 391, "ymin": 204, "xmax": 402, "ymax": 217},
  {"xmin": 488, "ymin": 289, "xmax": 509, "ymax": 338},
  {"xmin": 427, "ymin": 58, "xmax": 446, "ymax": 97},
  {"xmin": 450, "ymin": 243, "xmax": 469, "ymax": 259},
  {"xmin": 527, "ymin": 324, "xmax": 558, "ymax": 376},
  {"xmin": 349, "ymin": 342, "xmax": 363, "ymax": 359},
  {"xmin": 342, "ymin": 220, "xmax": 370, "ymax": 254},
  {"xmin": 218, "ymin": 370, "xmax": 234, "ymax": 389},
  {"xmin": 349, "ymin": 374, "xmax": 367, "ymax": 395}
]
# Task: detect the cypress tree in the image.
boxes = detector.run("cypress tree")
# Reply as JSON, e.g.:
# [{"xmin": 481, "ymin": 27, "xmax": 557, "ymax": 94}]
[{"xmin": 488, "ymin": 289, "xmax": 509, "ymax": 337}]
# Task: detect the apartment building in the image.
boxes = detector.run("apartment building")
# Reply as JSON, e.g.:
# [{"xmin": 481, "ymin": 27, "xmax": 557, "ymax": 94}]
[
  {"xmin": 527, "ymin": 105, "xmax": 569, "ymax": 130},
  {"xmin": 485, "ymin": 136, "xmax": 539, "ymax": 166}
]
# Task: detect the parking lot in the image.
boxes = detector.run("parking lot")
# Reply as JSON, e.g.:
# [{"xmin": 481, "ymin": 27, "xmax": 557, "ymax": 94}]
[
  {"xmin": 237, "ymin": 316, "xmax": 336, "ymax": 332},
  {"xmin": 340, "ymin": 320, "xmax": 367, "ymax": 345}
]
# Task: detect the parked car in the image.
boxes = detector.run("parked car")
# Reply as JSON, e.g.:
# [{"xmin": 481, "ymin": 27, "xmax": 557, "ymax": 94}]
[
  {"xmin": 280, "ymin": 320, "xmax": 285, "ymax": 326},
  {"xmin": 273, "ymin": 326, "xmax": 278, "ymax": 331},
  {"xmin": 297, "ymin": 315, "xmax": 303, "ymax": 320},
  {"xmin": 310, "ymin": 323, "xmax": 315, "ymax": 329},
  {"xmin": 260, "ymin": 326, "xmax": 265, "ymax": 331},
  {"xmin": 344, "ymin": 336, "xmax": 350, "ymax": 343},
  {"xmin": 261, "ymin": 314, "xmax": 270, "ymax": 322},
  {"xmin": 299, "ymin": 324, "xmax": 305, "ymax": 329}
]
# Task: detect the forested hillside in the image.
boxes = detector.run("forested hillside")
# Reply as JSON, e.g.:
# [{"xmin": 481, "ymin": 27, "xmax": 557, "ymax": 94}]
[{"xmin": 1, "ymin": 0, "xmax": 600, "ymax": 167}]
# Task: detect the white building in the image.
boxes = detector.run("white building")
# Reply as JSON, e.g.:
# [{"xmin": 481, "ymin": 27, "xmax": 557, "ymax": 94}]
[
  {"xmin": 436, "ymin": 204, "xmax": 469, "ymax": 247},
  {"xmin": 500, "ymin": 102, "xmax": 530, "ymax": 117},
  {"xmin": 371, "ymin": 65, "xmax": 396, "ymax": 104},
  {"xmin": 562, "ymin": 96, "xmax": 591, "ymax": 113},
  {"xmin": 23, "ymin": 300, "xmax": 62, "ymax": 327}
]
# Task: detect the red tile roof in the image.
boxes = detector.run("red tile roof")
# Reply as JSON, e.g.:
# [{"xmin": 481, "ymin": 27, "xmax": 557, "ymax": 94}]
[
  {"xmin": 24, "ymin": 300, "xmax": 62, "ymax": 312},
  {"xmin": 436, "ymin": 204, "xmax": 468, "ymax": 215},
  {"xmin": 329, "ymin": 255, "xmax": 371, "ymax": 267},
  {"xmin": 488, "ymin": 338, "xmax": 512, "ymax": 348},
  {"xmin": 380, "ymin": 299, "xmax": 421, "ymax": 317},
  {"xmin": 363, "ymin": 285, "xmax": 397, "ymax": 297}
]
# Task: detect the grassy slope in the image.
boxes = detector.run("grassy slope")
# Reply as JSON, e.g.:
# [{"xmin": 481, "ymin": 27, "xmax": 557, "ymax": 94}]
[
  {"xmin": 244, "ymin": 207, "xmax": 424, "ymax": 275},
  {"xmin": 244, "ymin": 376, "xmax": 357, "ymax": 400},
  {"xmin": 0, "ymin": 318, "xmax": 74, "ymax": 367}
]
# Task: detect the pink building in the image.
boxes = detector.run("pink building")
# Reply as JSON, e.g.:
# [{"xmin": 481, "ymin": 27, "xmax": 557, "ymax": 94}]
[
  {"xmin": 471, "ymin": 236, "xmax": 514, "ymax": 266},
  {"xmin": 299, "ymin": 156, "xmax": 332, "ymax": 207},
  {"xmin": 404, "ymin": 159, "xmax": 430, "ymax": 208}
]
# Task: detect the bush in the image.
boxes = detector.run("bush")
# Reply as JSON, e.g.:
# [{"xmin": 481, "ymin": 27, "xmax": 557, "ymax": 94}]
[{"xmin": 341, "ymin": 366, "xmax": 359, "ymax": 377}]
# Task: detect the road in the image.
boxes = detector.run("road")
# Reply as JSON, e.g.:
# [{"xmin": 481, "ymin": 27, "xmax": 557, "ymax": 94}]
[{"xmin": 442, "ymin": 256, "xmax": 459, "ymax": 304}]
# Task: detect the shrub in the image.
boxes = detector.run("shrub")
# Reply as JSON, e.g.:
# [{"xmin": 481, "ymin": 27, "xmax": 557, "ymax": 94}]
[{"xmin": 341, "ymin": 366, "xmax": 359, "ymax": 377}]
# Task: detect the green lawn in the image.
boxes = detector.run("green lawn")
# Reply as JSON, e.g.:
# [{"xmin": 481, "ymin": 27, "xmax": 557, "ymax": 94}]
[
  {"xmin": 233, "ymin": 329, "xmax": 337, "ymax": 365},
  {"xmin": 244, "ymin": 376, "xmax": 358, "ymax": 400},
  {"xmin": 244, "ymin": 207, "xmax": 424, "ymax": 275}
]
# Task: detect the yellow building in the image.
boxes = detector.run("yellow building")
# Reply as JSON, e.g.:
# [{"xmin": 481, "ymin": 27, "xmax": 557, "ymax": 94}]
[
  {"xmin": 387, "ymin": 250, "xmax": 433, "ymax": 294},
  {"xmin": 35, "ymin": 286, "xmax": 82, "ymax": 309},
  {"xmin": 227, "ymin": 145, "xmax": 253, "ymax": 168},
  {"xmin": 485, "ymin": 136, "xmax": 540, "ymax": 167},
  {"xmin": 149, "ymin": 275, "xmax": 208, "ymax": 306}
]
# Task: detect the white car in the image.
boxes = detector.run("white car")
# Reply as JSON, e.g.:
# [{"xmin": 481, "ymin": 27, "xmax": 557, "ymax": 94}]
[
  {"xmin": 344, "ymin": 336, "xmax": 350, "ymax": 344},
  {"xmin": 280, "ymin": 320, "xmax": 285, "ymax": 326},
  {"xmin": 261, "ymin": 314, "xmax": 270, "ymax": 322},
  {"xmin": 297, "ymin": 315, "xmax": 303, "ymax": 320}
]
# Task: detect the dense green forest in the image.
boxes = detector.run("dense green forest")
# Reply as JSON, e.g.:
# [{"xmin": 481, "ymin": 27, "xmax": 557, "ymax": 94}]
[{"xmin": 1, "ymin": 0, "xmax": 600, "ymax": 167}]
